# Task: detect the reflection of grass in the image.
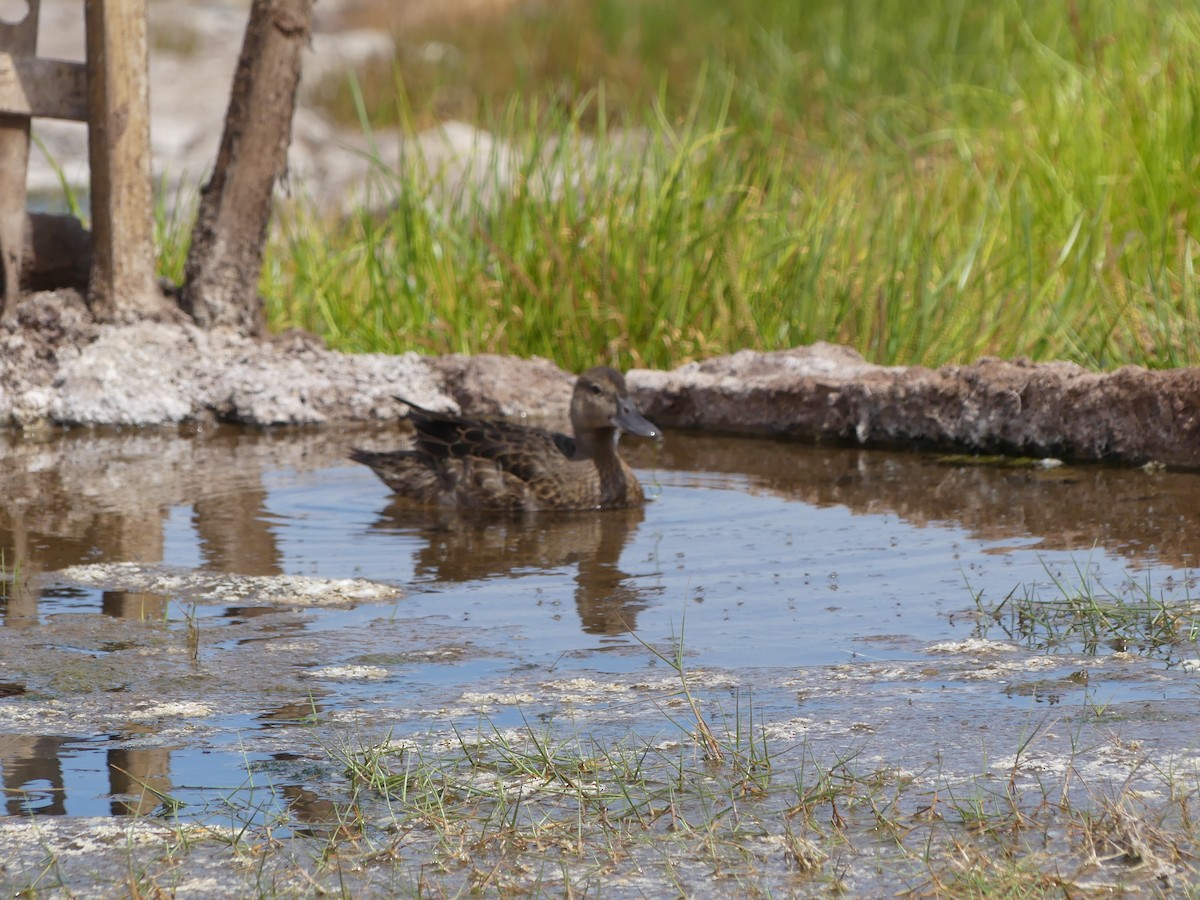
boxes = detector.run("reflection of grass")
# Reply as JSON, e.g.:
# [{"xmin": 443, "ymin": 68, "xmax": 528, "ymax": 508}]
[
  {"xmin": 969, "ymin": 557, "xmax": 1200, "ymax": 662},
  {"xmin": 257, "ymin": 0, "xmax": 1200, "ymax": 372}
]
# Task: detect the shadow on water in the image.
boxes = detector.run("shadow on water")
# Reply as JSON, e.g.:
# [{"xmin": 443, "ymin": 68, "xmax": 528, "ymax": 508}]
[{"xmin": 0, "ymin": 424, "xmax": 1197, "ymax": 822}]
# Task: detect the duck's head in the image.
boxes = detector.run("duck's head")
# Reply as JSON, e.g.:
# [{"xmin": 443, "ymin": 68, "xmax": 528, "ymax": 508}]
[{"xmin": 570, "ymin": 366, "xmax": 660, "ymax": 441}]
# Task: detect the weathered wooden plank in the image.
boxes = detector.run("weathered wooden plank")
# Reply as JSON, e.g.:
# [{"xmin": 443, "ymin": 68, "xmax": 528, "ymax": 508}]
[
  {"xmin": 84, "ymin": 0, "xmax": 166, "ymax": 321},
  {"xmin": 0, "ymin": 53, "xmax": 88, "ymax": 121},
  {"xmin": 0, "ymin": 1, "xmax": 39, "ymax": 321}
]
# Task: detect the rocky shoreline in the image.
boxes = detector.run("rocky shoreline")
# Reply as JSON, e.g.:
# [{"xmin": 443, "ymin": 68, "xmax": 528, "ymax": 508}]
[{"xmin": 3, "ymin": 288, "xmax": 1199, "ymax": 469}]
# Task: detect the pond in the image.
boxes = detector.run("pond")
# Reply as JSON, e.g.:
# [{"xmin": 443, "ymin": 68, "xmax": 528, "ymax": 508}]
[{"xmin": 1, "ymin": 425, "xmax": 1198, "ymax": 893}]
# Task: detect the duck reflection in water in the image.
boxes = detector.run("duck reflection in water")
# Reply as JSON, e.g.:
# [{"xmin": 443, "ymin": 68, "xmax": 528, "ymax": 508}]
[{"xmin": 367, "ymin": 503, "xmax": 657, "ymax": 635}]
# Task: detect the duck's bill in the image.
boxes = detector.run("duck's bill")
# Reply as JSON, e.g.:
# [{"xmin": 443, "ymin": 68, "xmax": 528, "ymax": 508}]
[{"xmin": 614, "ymin": 399, "xmax": 661, "ymax": 440}]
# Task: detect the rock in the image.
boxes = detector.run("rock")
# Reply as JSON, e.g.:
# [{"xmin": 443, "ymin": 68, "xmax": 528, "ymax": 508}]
[
  {"xmin": 57, "ymin": 562, "xmax": 403, "ymax": 606},
  {"xmin": 51, "ymin": 323, "xmax": 197, "ymax": 426},
  {"xmin": 428, "ymin": 353, "xmax": 574, "ymax": 419},
  {"xmin": 6, "ymin": 295, "xmax": 1200, "ymax": 468},
  {"xmin": 631, "ymin": 345, "xmax": 1200, "ymax": 468},
  {"xmin": 0, "ymin": 289, "xmax": 447, "ymax": 427}
]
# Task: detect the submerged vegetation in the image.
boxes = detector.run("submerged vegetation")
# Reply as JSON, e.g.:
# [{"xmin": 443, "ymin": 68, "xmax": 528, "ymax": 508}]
[{"xmin": 252, "ymin": 0, "xmax": 1200, "ymax": 372}]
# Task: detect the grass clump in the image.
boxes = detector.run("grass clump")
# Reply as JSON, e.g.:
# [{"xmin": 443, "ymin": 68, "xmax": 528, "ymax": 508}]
[
  {"xmin": 326, "ymin": 706, "xmax": 811, "ymax": 894},
  {"xmin": 970, "ymin": 557, "xmax": 1200, "ymax": 662},
  {"xmin": 257, "ymin": 0, "xmax": 1200, "ymax": 373}
]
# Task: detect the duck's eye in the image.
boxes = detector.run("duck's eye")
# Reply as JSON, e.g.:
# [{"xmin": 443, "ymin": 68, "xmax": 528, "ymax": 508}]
[{"xmin": 589, "ymin": 383, "xmax": 602, "ymax": 395}]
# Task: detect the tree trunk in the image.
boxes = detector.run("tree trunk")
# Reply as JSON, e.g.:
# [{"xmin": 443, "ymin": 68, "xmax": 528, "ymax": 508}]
[{"xmin": 180, "ymin": 0, "xmax": 312, "ymax": 335}]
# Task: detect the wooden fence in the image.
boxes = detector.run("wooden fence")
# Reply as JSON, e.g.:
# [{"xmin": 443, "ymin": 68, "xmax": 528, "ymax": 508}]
[{"xmin": 0, "ymin": 0, "xmax": 157, "ymax": 323}]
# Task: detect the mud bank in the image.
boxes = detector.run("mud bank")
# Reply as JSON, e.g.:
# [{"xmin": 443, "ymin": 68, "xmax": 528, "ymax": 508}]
[{"xmin": 2, "ymin": 289, "xmax": 1199, "ymax": 467}]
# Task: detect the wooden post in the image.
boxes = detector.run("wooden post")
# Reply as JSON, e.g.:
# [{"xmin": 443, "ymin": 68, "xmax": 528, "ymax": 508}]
[
  {"xmin": 84, "ymin": 0, "xmax": 166, "ymax": 322},
  {"xmin": 0, "ymin": 42, "xmax": 92, "ymax": 298},
  {"xmin": 0, "ymin": 0, "xmax": 39, "ymax": 323},
  {"xmin": 181, "ymin": 0, "xmax": 313, "ymax": 334}
]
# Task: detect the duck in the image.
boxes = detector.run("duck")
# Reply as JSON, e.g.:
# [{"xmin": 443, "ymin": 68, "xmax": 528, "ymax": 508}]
[{"xmin": 350, "ymin": 366, "xmax": 661, "ymax": 511}]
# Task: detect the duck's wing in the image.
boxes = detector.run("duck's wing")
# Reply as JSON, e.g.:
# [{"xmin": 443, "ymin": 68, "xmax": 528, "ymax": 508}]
[{"xmin": 399, "ymin": 399, "xmax": 574, "ymax": 480}]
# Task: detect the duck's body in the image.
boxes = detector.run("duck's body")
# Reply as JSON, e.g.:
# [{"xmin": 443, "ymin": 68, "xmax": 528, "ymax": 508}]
[{"xmin": 351, "ymin": 366, "xmax": 660, "ymax": 511}]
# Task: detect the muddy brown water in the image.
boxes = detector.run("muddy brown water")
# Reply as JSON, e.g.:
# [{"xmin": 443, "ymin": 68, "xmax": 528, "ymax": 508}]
[{"xmin": 0, "ymin": 425, "xmax": 1197, "ymax": 828}]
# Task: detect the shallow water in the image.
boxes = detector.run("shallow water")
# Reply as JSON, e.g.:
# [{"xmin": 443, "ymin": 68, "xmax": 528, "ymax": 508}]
[{"xmin": 0, "ymin": 425, "xmax": 1197, "ymax": 823}]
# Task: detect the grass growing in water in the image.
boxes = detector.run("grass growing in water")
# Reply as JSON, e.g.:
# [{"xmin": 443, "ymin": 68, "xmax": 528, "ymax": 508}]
[
  {"xmin": 6, "ymin": 577, "xmax": 1198, "ymax": 894},
  {"xmin": 970, "ymin": 556, "xmax": 1200, "ymax": 662},
  {"xmin": 260, "ymin": 0, "xmax": 1200, "ymax": 372},
  {"xmin": 316, "ymin": 689, "xmax": 1199, "ymax": 894}
]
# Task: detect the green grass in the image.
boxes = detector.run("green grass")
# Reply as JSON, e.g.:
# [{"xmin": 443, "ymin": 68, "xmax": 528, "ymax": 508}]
[
  {"xmin": 254, "ymin": 0, "xmax": 1200, "ymax": 372},
  {"xmin": 969, "ymin": 555, "xmax": 1200, "ymax": 662}
]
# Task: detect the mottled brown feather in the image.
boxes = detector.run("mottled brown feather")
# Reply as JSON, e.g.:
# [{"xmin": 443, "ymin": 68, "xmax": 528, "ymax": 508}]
[{"xmin": 351, "ymin": 366, "xmax": 660, "ymax": 511}]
